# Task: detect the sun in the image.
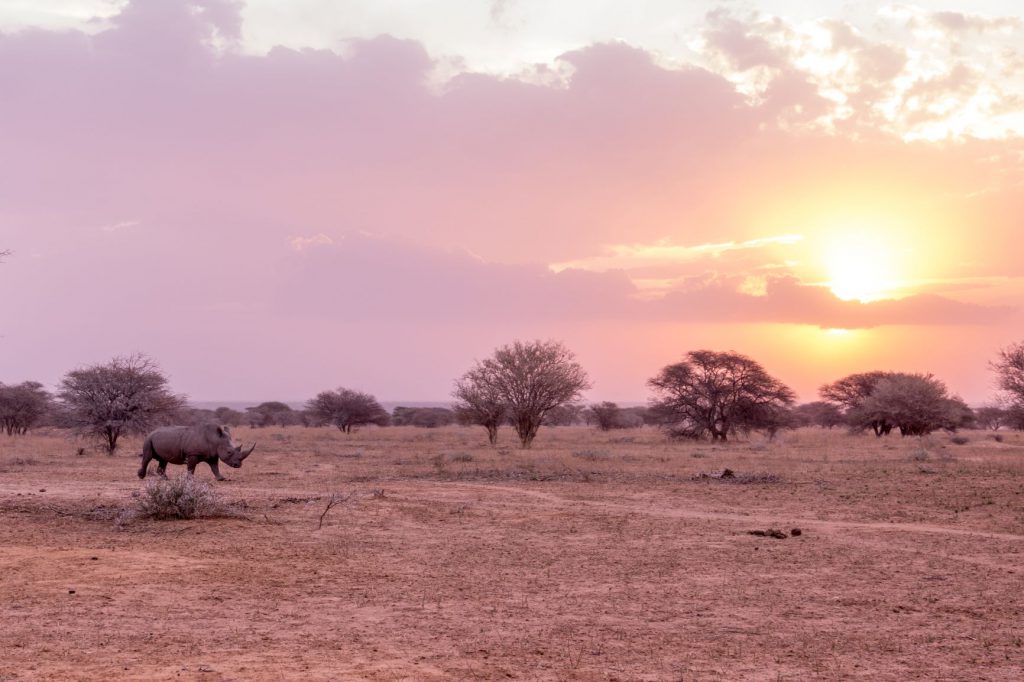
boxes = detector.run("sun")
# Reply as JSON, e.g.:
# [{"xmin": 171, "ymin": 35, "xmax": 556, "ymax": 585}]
[{"xmin": 823, "ymin": 234, "xmax": 899, "ymax": 303}]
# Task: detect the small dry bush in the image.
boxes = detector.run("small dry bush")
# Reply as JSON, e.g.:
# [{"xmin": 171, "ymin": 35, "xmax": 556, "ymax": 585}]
[
  {"xmin": 950, "ymin": 435, "xmax": 970, "ymax": 446},
  {"xmin": 134, "ymin": 474, "xmax": 225, "ymax": 520}
]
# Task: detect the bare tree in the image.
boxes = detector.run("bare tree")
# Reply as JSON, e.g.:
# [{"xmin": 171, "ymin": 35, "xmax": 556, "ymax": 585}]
[
  {"xmin": 305, "ymin": 388, "xmax": 389, "ymax": 433},
  {"xmin": 0, "ymin": 381, "xmax": 52, "ymax": 435},
  {"xmin": 58, "ymin": 354, "xmax": 186, "ymax": 454},
  {"xmin": 457, "ymin": 340, "xmax": 591, "ymax": 448},
  {"xmin": 992, "ymin": 342, "xmax": 1024, "ymax": 407},
  {"xmin": 975, "ymin": 405, "xmax": 1009, "ymax": 431},
  {"xmin": 648, "ymin": 350, "xmax": 795, "ymax": 442},
  {"xmin": 452, "ymin": 367, "xmax": 508, "ymax": 445}
]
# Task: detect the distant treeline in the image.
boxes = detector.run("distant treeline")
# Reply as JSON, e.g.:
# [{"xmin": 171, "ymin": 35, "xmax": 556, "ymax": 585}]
[
  {"xmin": 178, "ymin": 402, "xmax": 656, "ymax": 430},
  {"xmin": 3, "ymin": 339, "xmax": 1024, "ymax": 452}
]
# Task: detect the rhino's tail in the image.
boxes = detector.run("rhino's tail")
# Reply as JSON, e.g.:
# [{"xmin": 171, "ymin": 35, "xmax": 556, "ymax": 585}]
[{"xmin": 138, "ymin": 437, "xmax": 155, "ymax": 479}]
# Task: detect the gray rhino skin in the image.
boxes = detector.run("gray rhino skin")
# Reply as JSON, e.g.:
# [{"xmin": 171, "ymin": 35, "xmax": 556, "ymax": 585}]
[{"xmin": 138, "ymin": 423, "xmax": 255, "ymax": 481}]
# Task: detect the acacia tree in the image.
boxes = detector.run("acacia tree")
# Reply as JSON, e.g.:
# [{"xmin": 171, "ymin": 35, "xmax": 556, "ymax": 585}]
[
  {"xmin": 589, "ymin": 402, "xmax": 624, "ymax": 431},
  {"xmin": 648, "ymin": 350, "xmax": 795, "ymax": 442},
  {"xmin": 0, "ymin": 382, "xmax": 51, "ymax": 435},
  {"xmin": 819, "ymin": 371, "xmax": 896, "ymax": 435},
  {"xmin": 854, "ymin": 373, "xmax": 972, "ymax": 436},
  {"xmin": 457, "ymin": 340, "xmax": 590, "ymax": 448},
  {"xmin": 246, "ymin": 401, "xmax": 297, "ymax": 427},
  {"xmin": 452, "ymin": 369, "xmax": 508, "ymax": 445},
  {"xmin": 58, "ymin": 354, "xmax": 185, "ymax": 454},
  {"xmin": 306, "ymin": 388, "xmax": 389, "ymax": 433}
]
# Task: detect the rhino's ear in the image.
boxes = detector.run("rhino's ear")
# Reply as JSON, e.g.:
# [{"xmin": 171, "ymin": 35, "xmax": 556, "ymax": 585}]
[{"xmin": 216, "ymin": 425, "xmax": 226, "ymax": 438}]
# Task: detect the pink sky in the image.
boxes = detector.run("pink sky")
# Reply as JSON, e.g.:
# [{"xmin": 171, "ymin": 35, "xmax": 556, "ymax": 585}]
[{"xmin": 1, "ymin": 0, "xmax": 1022, "ymax": 404}]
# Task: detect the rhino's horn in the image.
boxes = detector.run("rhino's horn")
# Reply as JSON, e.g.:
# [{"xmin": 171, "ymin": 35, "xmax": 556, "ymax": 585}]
[{"xmin": 241, "ymin": 443, "xmax": 256, "ymax": 460}]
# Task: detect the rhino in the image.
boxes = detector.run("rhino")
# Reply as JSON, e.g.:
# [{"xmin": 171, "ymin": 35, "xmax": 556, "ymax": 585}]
[{"xmin": 138, "ymin": 423, "xmax": 255, "ymax": 481}]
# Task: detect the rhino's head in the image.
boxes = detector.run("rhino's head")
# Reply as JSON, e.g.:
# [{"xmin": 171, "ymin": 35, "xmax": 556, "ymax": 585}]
[{"xmin": 209, "ymin": 424, "xmax": 256, "ymax": 468}]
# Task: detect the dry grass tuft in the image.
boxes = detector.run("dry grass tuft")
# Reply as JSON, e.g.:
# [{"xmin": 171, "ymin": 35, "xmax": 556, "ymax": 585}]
[{"xmin": 132, "ymin": 474, "xmax": 228, "ymax": 520}]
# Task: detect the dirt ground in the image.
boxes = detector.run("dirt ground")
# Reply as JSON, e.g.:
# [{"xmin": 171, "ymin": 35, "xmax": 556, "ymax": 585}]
[{"xmin": 1, "ymin": 425, "xmax": 1023, "ymax": 681}]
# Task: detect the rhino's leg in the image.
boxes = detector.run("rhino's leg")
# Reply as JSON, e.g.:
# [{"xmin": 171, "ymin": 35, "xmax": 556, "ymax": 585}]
[
  {"xmin": 208, "ymin": 459, "xmax": 227, "ymax": 482},
  {"xmin": 156, "ymin": 457, "xmax": 168, "ymax": 478},
  {"xmin": 186, "ymin": 458, "xmax": 198, "ymax": 477},
  {"xmin": 138, "ymin": 439, "xmax": 155, "ymax": 479}
]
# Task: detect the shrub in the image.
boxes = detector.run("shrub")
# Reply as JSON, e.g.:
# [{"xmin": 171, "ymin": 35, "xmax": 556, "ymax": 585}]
[
  {"xmin": 950, "ymin": 435, "xmax": 970, "ymax": 445},
  {"xmin": 134, "ymin": 474, "xmax": 224, "ymax": 520},
  {"xmin": 573, "ymin": 449, "xmax": 609, "ymax": 461}
]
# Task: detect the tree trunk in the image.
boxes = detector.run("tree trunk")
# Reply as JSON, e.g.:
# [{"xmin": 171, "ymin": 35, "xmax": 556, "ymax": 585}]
[
  {"xmin": 516, "ymin": 419, "xmax": 540, "ymax": 449},
  {"xmin": 105, "ymin": 427, "xmax": 119, "ymax": 455}
]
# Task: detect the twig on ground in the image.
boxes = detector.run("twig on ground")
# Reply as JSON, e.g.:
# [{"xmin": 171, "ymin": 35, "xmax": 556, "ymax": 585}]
[{"xmin": 317, "ymin": 492, "xmax": 352, "ymax": 530}]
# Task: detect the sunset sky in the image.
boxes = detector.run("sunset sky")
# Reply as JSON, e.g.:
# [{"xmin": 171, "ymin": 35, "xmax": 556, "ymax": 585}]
[{"xmin": 1, "ymin": 0, "xmax": 1022, "ymax": 404}]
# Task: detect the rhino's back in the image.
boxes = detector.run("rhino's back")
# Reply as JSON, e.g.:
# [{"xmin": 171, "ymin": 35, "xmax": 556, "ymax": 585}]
[{"xmin": 148, "ymin": 426, "xmax": 206, "ymax": 458}]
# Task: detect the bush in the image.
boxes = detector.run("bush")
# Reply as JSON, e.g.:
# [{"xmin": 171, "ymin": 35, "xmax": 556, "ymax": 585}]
[
  {"xmin": 950, "ymin": 435, "xmax": 970, "ymax": 445},
  {"xmin": 134, "ymin": 474, "xmax": 224, "ymax": 520}
]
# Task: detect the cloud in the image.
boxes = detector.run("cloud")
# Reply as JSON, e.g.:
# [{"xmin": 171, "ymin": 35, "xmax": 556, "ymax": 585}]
[
  {"xmin": 100, "ymin": 220, "xmax": 140, "ymax": 233},
  {"xmin": 694, "ymin": 7, "xmax": 1024, "ymax": 139},
  {"xmin": 290, "ymin": 233, "xmax": 334, "ymax": 251},
  {"xmin": 930, "ymin": 11, "xmax": 1021, "ymax": 35},
  {"xmin": 274, "ymin": 233, "xmax": 637, "ymax": 322},
  {"xmin": 701, "ymin": 8, "xmax": 790, "ymax": 72},
  {"xmin": 269, "ymin": 233, "xmax": 1011, "ymax": 330},
  {"xmin": 489, "ymin": 0, "xmax": 516, "ymax": 27},
  {"xmin": 656, "ymin": 275, "xmax": 1012, "ymax": 328},
  {"xmin": 550, "ymin": 234, "xmax": 803, "ymax": 274}
]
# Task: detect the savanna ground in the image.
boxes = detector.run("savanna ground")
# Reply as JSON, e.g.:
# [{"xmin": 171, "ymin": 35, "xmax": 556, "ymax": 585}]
[{"xmin": 2, "ymin": 425, "xmax": 1023, "ymax": 681}]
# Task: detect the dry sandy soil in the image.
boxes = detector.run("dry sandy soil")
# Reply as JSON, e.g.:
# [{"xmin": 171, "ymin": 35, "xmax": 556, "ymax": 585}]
[{"xmin": 2, "ymin": 425, "xmax": 1023, "ymax": 680}]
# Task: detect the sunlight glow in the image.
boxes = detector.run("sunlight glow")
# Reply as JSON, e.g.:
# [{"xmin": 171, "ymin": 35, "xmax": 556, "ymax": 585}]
[{"xmin": 823, "ymin": 233, "xmax": 900, "ymax": 303}]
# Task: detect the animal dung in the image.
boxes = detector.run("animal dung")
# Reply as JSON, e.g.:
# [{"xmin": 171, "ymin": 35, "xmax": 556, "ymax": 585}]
[
  {"xmin": 748, "ymin": 528, "xmax": 788, "ymax": 539},
  {"xmin": 791, "ymin": 528, "xmax": 802, "ymax": 536}
]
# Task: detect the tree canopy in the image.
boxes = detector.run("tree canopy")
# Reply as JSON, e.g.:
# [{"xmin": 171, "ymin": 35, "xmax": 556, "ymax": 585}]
[
  {"xmin": 648, "ymin": 350, "xmax": 795, "ymax": 442},
  {"xmin": 306, "ymin": 388, "xmax": 389, "ymax": 433},
  {"xmin": 57, "ymin": 354, "xmax": 185, "ymax": 454},
  {"xmin": 455, "ymin": 340, "xmax": 590, "ymax": 448}
]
